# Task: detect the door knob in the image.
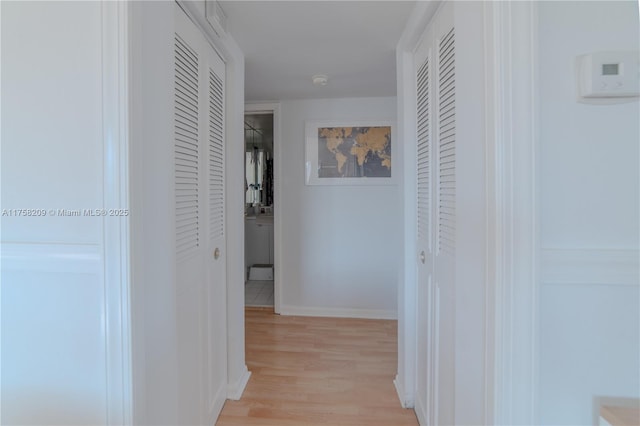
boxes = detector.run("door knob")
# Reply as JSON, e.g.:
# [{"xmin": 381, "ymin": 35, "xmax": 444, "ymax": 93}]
[
  {"xmin": 420, "ymin": 251, "xmax": 426, "ymax": 264},
  {"xmin": 214, "ymin": 248, "xmax": 220, "ymax": 260}
]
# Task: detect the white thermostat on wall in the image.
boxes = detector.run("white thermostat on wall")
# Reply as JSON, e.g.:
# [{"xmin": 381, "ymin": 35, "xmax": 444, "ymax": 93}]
[{"xmin": 576, "ymin": 51, "xmax": 639, "ymax": 99}]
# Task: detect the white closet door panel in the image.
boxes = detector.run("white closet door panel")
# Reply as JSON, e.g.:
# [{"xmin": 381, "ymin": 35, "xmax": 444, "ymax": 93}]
[
  {"xmin": 173, "ymin": 3, "xmax": 227, "ymax": 424},
  {"xmin": 174, "ymin": 11, "xmax": 205, "ymax": 425},
  {"xmin": 205, "ymin": 44, "xmax": 227, "ymax": 423},
  {"xmin": 414, "ymin": 3, "xmax": 456, "ymax": 425},
  {"xmin": 415, "ymin": 28, "xmax": 434, "ymax": 425},
  {"xmin": 433, "ymin": 4, "xmax": 456, "ymax": 425}
]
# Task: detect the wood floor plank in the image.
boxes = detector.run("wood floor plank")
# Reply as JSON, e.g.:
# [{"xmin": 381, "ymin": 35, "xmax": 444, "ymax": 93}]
[{"xmin": 215, "ymin": 310, "xmax": 418, "ymax": 426}]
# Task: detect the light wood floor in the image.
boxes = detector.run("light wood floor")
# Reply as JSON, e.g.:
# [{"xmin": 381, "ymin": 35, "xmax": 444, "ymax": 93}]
[{"xmin": 216, "ymin": 309, "xmax": 418, "ymax": 426}]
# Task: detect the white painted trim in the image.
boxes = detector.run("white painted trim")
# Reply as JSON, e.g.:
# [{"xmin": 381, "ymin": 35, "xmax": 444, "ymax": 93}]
[
  {"xmin": 279, "ymin": 305, "xmax": 397, "ymax": 320},
  {"xmin": 245, "ymin": 102, "xmax": 282, "ymax": 314},
  {"xmin": 541, "ymin": 249, "xmax": 639, "ymax": 286},
  {"xmin": 226, "ymin": 365, "xmax": 251, "ymax": 401},
  {"xmin": 397, "ymin": 1, "xmax": 442, "ymax": 57},
  {"xmin": 208, "ymin": 384, "xmax": 227, "ymax": 425},
  {"xmin": 413, "ymin": 385, "xmax": 428, "ymax": 425},
  {"xmin": 176, "ymin": 1, "xmax": 226, "ymax": 63},
  {"xmin": 398, "ymin": 46, "xmax": 417, "ymax": 410},
  {"xmin": 394, "ymin": 374, "xmax": 414, "ymax": 410},
  {"xmin": 0, "ymin": 243, "xmax": 102, "ymax": 273},
  {"xmin": 395, "ymin": 0, "xmax": 442, "ymax": 412},
  {"xmin": 101, "ymin": 2, "xmax": 133, "ymax": 424},
  {"xmin": 0, "ymin": 4, "xmax": 2, "ymax": 158},
  {"xmin": 487, "ymin": 2, "xmax": 538, "ymax": 425},
  {"xmin": 220, "ymin": 32, "xmax": 248, "ymax": 405},
  {"xmin": 482, "ymin": 3, "xmax": 497, "ymax": 423},
  {"xmin": 126, "ymin": 1, "xmax": 147, "ymax": 422}
]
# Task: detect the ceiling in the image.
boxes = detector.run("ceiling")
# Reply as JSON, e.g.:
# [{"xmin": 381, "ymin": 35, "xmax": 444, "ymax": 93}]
[{"xmin": 219, "ymin": 1, "xmax": 416, "ymax": 101}]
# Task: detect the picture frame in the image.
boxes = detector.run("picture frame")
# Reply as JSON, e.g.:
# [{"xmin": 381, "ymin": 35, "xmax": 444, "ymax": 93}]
[{"xmin": 304, "ymin": 120, "xmax": 397, "ymax": 186}]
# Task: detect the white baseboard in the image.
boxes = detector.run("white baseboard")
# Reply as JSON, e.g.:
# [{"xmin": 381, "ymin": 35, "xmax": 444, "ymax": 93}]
[
  {"xmin": 279, "ymin": 304, "xmax": 397, "ymax": 320},
  {"xmin": 541, "ymin": 248, "xmax": 639, "ymax": 286},
  {"xmin": 394, "ymin": 374, "xmax": 415, "ymax": 409},
  {"xmin": 413, "ymin": 389, "xmax": 427, "ymax": 425},
  {"xmin": 209, "ymin": 383, "xmax": 227, "ymax": 425},
  {"xmin": 226, "ymin": 365, "xmax": 251, "ymax": 400}
]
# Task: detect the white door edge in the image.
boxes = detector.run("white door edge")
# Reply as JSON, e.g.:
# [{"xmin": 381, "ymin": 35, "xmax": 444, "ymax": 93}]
[{"xmin": 103, "ymin": 2, "xmax": 133, "ymax": 424}]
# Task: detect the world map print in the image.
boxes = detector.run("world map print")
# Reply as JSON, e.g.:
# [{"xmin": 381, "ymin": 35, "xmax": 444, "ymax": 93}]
[{"xmin": 317, "ymin": 126, "xmax": 392, "ymax": 178}]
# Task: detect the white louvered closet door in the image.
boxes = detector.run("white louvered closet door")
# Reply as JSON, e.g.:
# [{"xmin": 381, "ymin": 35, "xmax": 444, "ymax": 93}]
[
  {"xmin": 204, "ymin": 40, "xmax": 227, "ymax": 425},
  {"xmin": 414, "ymin": 30, "xmax": 434, "ymax": 426},
  {"xmin": 414, "ymin": 3, "xmax": 455, "ymax": 426},
  {"xmin": 433, "ymin": 5, "xmax": 456, "ymax": 426},
  {"xmin": 174, "ymin": 3, "xmax": 227, "ymax": 425}
]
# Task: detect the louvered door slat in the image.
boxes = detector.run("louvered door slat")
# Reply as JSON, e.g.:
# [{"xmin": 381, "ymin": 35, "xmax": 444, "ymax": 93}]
[
  {"xmin": 175, "ymin": 162, "xmax": 198, "ymax": 171},
  {"xmin": 437, "ymin": 28, "xmax": 455, "ymax": 256},
  {"xmin": 209, "ymin": 68, "xmax": 225, "ymax": 241},
  {"xmin": 175, "ymin": 34, "xmax": 200, "ymax": 258},
  {"xmin": 174, "ymin": 83, "xmax": 197, "ymax": 101},
  {"xmin": 175, "ymin": 150, "xmax": 198, "ymax": 161},
  {"xmin": 416, "ymin": 54, "xmax": 431, "ymax": 245},
  {"xmin": 440, "ymin": 109, "xmax": 456, "ymax": 123},
  {"xmin": 174, "ymin": 109, "xmax": 198, "ymax": 126}
]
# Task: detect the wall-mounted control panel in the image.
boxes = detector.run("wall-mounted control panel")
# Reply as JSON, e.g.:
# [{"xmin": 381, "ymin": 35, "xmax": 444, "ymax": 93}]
[{"xmin": 577, "ymin": 51, "xmax": 639, "ymax": 99}]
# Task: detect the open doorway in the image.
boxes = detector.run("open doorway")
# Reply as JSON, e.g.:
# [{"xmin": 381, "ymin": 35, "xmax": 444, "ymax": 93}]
[{"xmin": 244, "ymin": 111, "xmax": 275, "ymax": 308}]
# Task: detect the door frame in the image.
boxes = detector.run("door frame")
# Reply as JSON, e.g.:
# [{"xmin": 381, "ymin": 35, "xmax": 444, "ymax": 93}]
[
  {"xmin": 395, "ymin": 1, "xmax": 538, "ymax": 423},
  {"xmin": 245, "ymin": 102, "xmax": 282, "ymax": 314},
  {"xmin": 168, "ymin": 0, "xmax": 251, "ymax": 402},
  {"xmin": 484, "ymin": 2, "xmax": 539, "ymax": 423},
  {"xmin": 103, "ymin": 1, "xmax": 133, "ymax": 423},
  {"xmin": 166, "ymin": 0, "xmax": 251, "ymax": 403},
  {"xmin": 128, "ymin": 0, "xmax": 251, "ymax": 408},
  {"xmin": 395, "ymin": 0, "xmax": 442, "ymax": 410}
]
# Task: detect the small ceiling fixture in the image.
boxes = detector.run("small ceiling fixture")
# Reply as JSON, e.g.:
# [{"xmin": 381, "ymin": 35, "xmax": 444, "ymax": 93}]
[{"xmin": 312, "ymin": 74, "xmax": 329, "ymax": 86}]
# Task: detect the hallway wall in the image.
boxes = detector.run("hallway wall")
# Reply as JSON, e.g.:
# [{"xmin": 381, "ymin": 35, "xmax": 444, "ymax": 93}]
[
  {"xmin": 1, "ymin": 2, "xmax": 122, "ymax": 423},
  {"xmin": 537, "ymin": 1, "xmax": 640, "ymax": 424},
  {"xmin": 277, "ymin": 96, "xmax": 401, "ymax": 318}
]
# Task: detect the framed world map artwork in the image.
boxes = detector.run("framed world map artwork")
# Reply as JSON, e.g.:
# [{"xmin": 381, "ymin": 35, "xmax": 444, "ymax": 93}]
[{"xmin": 305, "ymin": 120, "xmax": 396, "ymax": 185}]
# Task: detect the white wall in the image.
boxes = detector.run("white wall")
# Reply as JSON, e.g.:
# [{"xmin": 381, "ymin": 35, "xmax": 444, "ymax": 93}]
[
  {"xmin": 129, "ymin": 2, "xmax": 180, "ymax": 423},
  {"xmin": 1, "ymin": 2, "xmax": 125, "ymax": 424},
  {"xmin": 278, "ymin": 97, "xmax": 401, "ymax": 319},
  {"xmin": 537, "ymin": 1, "xmax": 640, "ymax": 424},
  {"xmin": 2, "ymin": 1, "xmax": 245, "ymax": 424},
  {"xmin": 452, "ymin": 1, "xmax": 489, "ymax": 423}
]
